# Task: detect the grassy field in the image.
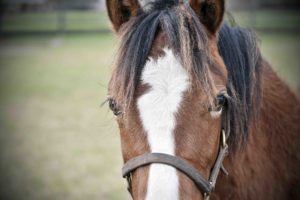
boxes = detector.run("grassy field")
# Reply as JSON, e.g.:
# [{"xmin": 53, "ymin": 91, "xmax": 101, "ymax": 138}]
[
  {"xmin": 0, "ymin": 34, "xmax": 130, "ymax": 200},
  {"xmin": 0, "ymin": 15, "xmax": 300, "ymax": 200}
]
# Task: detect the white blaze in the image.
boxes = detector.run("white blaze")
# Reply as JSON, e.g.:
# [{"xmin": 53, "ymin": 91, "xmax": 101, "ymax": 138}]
[{"xmin": 137, "ymin": 49, "xmax": 190, "ymax": 200}]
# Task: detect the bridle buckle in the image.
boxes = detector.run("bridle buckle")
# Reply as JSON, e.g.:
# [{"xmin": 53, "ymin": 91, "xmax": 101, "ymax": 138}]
[
  {"xmin": 204, "ymin": 193, "xmax": 210, "ymax": 200},
  {"xmin": 221, "ymin": 129, "xmax": 228, "ymax": 148}
]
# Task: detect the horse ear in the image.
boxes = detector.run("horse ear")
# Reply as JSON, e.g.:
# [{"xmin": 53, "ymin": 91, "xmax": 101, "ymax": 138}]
[
  {"xmin": 106, "ymin": 0, "xmax": 140, "ymax": 32},
  {"xmin": 189, "ymin": 0, "xmax": 225, "ymax": 34}
]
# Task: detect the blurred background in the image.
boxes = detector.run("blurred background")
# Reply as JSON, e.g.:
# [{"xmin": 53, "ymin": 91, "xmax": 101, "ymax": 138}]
[{"xmin": 0, "ymin": 0, "xmax": 299, "ymax": 199}]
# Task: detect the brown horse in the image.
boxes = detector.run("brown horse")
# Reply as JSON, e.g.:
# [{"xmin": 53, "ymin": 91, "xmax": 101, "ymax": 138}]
[{"xmin": 105, "ymin": 0, "xmax": 300, "ymax": 199}]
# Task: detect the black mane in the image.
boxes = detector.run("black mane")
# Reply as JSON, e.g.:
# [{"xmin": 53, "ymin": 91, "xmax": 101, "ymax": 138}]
[
  {"xmin": 111, "ymin": 1, "xmax": 262, "ymax": 150},
  {"xmin": 218, "ymin": 24, "xmax": 262, "ymax": 149}
]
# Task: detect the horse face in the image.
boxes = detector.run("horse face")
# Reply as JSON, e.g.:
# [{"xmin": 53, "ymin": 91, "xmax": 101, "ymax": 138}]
[{"xmin": 107, "ymin": 0, "xmax": 227, "ymax": 199}]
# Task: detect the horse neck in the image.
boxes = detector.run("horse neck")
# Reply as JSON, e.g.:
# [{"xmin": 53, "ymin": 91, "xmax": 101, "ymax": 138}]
[
  {"xmin": 215, "ymin": 61, "xmax": 300, "ymax": 200},
  {"xmin": 254, "ymin": 61, "xmax": 300, "ymax": 167}
]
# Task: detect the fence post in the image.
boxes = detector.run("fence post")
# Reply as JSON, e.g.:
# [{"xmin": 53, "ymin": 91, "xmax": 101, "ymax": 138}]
[
  {"xmin": 250, "ymin": 0, "xmax": 257, "ymax": 28},
  {"xmin": 0, "ymin": 2, "xmax": 3, "ymax": 34},
  {"xmin": 57, "ymin": 10, "xmax": 66, "ymax": 34}
]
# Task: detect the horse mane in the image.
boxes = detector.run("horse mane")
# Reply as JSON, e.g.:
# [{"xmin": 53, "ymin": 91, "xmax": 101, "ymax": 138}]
[
  {"xmin": 218, "ymin": 23, "xmax": 262, "ymax": 150},
  {"xmin": 111, "ymin": 1, "xmax": 262, "ymax": 151}
]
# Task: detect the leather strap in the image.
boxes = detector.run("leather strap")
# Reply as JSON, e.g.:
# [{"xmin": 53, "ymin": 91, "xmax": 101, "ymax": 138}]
[
  {"xmin": 122, "ymin": 130, "xmax": 229, "ymax": 197},
  {"xmin": 122, "ymin": 153, "xmax": 212, "ymax": 194},
  {"xmin": 208, "ymin": 139, "xmax": 228, "ymax": 188}
]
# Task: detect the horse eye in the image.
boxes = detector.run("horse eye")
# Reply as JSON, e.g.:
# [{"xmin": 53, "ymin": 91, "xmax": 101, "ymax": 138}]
[
  {"xmin": 209, "ymin": 93, "xmax": 227, "ymax": 118},
  {"xmin": 216, "ymin": 94, "xmax": 227, "ymax": 107},
  {"xmin": 108, "ymin": 98, "xmax": 122, "ymax": 116}
]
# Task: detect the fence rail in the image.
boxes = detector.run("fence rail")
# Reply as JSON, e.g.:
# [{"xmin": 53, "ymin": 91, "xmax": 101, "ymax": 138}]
[
  {"xmin": 0, "ymin": 10, "xmax": 111, "ymax": 35},
  {"xmin": 0, "ymin": 9, "xmax": 299, "ymax": 36}
]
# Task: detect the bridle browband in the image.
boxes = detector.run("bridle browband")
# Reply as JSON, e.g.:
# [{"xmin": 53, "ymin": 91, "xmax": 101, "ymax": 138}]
[{"xmin": 122, "ymin": 105, "xmax": 230, "ymax": 200}]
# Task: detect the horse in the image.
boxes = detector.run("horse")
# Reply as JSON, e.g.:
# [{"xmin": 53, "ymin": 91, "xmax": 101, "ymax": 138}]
[{"xmin": 105, "ymin": 0, "xmax": 300, "ymax": 199}]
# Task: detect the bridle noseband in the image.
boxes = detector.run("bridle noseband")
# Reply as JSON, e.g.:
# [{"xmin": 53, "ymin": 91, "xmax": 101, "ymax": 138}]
[{"xmin": 122, "ymin": 107, "xmax": 230, "ymax": 199}]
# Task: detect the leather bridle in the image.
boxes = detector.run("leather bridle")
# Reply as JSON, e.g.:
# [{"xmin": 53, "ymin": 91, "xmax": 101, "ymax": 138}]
[{"xmin": 122, "ymin": 106, "xmax": 230, "ymax": 200}]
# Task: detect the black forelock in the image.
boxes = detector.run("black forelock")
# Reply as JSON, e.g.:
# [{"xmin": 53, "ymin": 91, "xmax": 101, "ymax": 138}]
[{"xmin": 141, "ymin": 0, "xmax": 182, "ymax": 12}]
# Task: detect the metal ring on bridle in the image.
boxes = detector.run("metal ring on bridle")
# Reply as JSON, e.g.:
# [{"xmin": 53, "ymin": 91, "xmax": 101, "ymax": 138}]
[{"xmin": 222, "ymin": 129, "xmax": 227, "ymax": 147}]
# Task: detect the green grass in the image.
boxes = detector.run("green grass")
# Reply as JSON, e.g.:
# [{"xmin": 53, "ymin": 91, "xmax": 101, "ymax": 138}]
[
  {"xmin": 0, "ymin": 34, "xmax": 130, "ymax": 200},
  {"xmin": 0, "ymin": 31, "xmax": 299, "ymax": 199},
  {"xmin": 259, "ymin": 32, "xmax": 300, "ymax": 89}
]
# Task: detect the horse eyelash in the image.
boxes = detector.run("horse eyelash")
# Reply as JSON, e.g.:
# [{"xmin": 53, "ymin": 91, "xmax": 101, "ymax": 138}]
[{"xmin": 100, "ymin": 98, "xmax": 110, "ymax": 107}]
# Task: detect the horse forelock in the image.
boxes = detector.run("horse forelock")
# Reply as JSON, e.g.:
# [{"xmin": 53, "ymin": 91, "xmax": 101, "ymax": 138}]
[{"xmin": 112, "ymin": 2, "xmax": 216, "ymax": 108}]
